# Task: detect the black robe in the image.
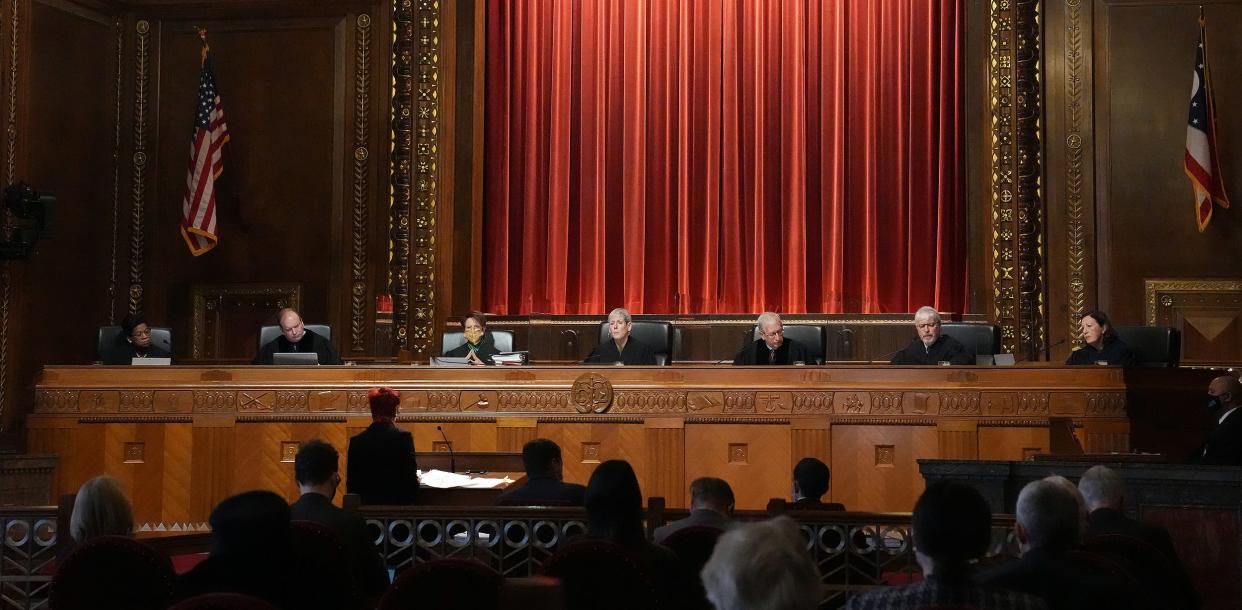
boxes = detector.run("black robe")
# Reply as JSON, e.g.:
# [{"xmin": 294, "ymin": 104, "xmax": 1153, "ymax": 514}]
[
  {"xmin": 583, "ymin": 336, "xmax": 658, "ymax": 365},
  {"xmin": 1065, "ymin": 338, "xmax": 1136, "ymax": 366},
  {"xmin": 732, "ymin": 338, "xmax": 810, "ymax": 365},
  {"xmin": 253, "ymin": 329, "xmax": 340, "ymax": 365},
  {"xmin": 443, "ymin": 331, "xmax": 502, "ymax": 364},
  {"xmin": 101, "ymin": 340, "xmax": 171, "ymax": 365},
  {"xmin": 890, "ymin": 335, "xmax": 974, "ymax": 365}
]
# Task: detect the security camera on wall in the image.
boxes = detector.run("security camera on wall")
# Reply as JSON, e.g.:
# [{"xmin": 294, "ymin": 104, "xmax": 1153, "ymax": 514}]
[{"xmin": 0, "ymin": 182, "xmax": 54, "ymax": 260}]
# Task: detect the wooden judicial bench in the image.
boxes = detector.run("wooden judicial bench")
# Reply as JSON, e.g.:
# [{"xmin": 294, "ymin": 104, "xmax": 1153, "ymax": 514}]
[{"xmin": 25, "ymin": 364, "xmax": 1215, "ymax": 525}]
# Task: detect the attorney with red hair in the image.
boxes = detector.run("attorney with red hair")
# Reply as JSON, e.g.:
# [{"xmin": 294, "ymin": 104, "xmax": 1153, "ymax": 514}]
[{"xmin": 346, "ymin": 388, "xmax": 419, "ymax": 505}]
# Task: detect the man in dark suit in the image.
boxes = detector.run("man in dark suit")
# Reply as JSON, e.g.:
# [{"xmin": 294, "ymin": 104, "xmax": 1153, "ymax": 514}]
[
  {"xmin": 983, "ymin": 477, "xmax": 1139, "ymax": 610},
  {"xmin": 291, "ymin": 439, "xmax": 389, "ymax": 605},
  {"xmin": 733, "ymin": 312, "xmax": 810, "ymax": 365},
  {"xmin": 1078, "ymin": 465, "xmax": 1197, "ymax": 610},
  {"xmin": 347, "ymin": 387, "xmax": 419, "ymax": 504},
  {"xmin": 890, "ymin": 306, "xmax": 974, "ymax": 365},
  {"xmin": 583, "ymin": 308, "xmax": 658, "ymax": 365},
  {"xmin": 1199, "ymin": 375, "xmax": 1242, "ymax": 465},
  {"xmin": 496, "ymin": 438, "xmax": 586, "ymax": 506},
  {"xmin": 253, "ymin": 307, "xmax": 340, "ymax": 365},
  {"xmin": 790, "ymin": 457, "xmax": 845, "ymax": 510},
  {"xmin": 654, "ymin": 477, "xmax": 734, "ymax": 544}
]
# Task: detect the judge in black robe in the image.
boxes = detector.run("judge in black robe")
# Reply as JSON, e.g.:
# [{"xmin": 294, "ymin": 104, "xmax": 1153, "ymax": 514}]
[
  {"xmin": 733, "ymin": 312, "xmax": 810, "ymax": 365},
  {"xmin": 101, "ymin": 314, "xmax": 171, "ymax": 364},
  {"xmin": 583, "ymin": 308, "xmax": 658, "ymax": 365},
  {"xmin": 1065, "ymin": 309, "xmax": 1135, "ymax": 366},
  {"xmin": 253, "ymin": 308, "xmax": 341, "ymax": 365},
  {"xmin": 891, "ymin": 335, "xmax": 974, "ymax": 365},
  {"xmin": 443, "ymin": 311, "xmax": 502, "ymax": 364}
]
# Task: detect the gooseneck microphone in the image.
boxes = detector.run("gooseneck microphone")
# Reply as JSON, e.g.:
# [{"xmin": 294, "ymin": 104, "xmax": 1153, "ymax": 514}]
[{"xmin": 436, "ymin": 425, "xmax": 456, "ymax": 473}]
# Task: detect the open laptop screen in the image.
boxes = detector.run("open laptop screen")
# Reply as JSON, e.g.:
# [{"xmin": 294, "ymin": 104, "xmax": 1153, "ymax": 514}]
[{"xmin": 273, "ymin": 352, "xmax": 319, "ymax": 365}]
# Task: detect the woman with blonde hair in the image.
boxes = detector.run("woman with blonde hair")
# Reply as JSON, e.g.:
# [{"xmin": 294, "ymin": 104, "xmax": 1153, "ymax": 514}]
[{"xmin": 70, "ymin": 475, "xmax": 134, "ymax": 543}]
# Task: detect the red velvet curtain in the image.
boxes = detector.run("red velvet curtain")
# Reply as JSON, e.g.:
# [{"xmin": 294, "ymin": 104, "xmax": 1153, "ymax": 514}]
[{"xmin": 483, "ymin": 0, "xmax": 964, "ymax": 315}]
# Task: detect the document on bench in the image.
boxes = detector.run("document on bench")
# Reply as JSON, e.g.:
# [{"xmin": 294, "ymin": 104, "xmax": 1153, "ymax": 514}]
[{"xmin": 417, "ymin": 469, "xmax": 513, "ymax": 489}]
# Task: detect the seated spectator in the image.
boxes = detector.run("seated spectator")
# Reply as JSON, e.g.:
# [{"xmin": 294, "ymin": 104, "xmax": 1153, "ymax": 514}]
[
  {"xmin": 586, "ymin": 460, "xmax": 688, "ymax": 606},
  {"xmin": 982, "ymin": 477, "xmax": 1133, "ymax": 610},
  {"xmin": 70, "ymin": 475, "xmax": 134, "ymax": 544},
  {"xmin": 654, "ymin": 477, "xmax": 734, "ymax": 544},
  {"xmin": 177, "ymin": 490, "xmax": 344, "ymax": 610},
  {"xmin": 700, "ymin": 516, "xmax": 821, "ymax": 610},
  {"xmin": 845, "ymin": 481, "xmax": 1048, "ymax": 610},
  {"xmin": 496, "ymin": 438, "xmax": 586, "ymax": 506},
  {"xmin": 291, "ymin": 439, "xmax": 389, "ymax": 604},
  {"xmin": 790, "ymin": 457, "xmax": 844, "ymax": 510},
  {"xmin": 347, "ymin": 387, "xmax": 419, "ymax": 505},
  {"xmin": 177, "ymin": 491, "xmax": 294, "ymax": 606},
  {"xmin": 1078, "ymin": 465, "xmax": 1197, "ymax": 609}
]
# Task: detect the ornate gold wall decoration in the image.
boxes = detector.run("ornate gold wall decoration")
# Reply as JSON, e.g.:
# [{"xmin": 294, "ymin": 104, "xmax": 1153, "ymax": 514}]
[
  {"xmin": 110, "ymin": 17, "xmax": 123, "ymax": 324},
  {"xmin": 1064, "ymin": 0, "xmax": 1088, "ymax": 348},
  {"xmin": 388, "ymin": 0, "xmax": 428, "ymax": 354},
  {"xmin": 1144, "ymin": 279, "xmax": 1242, "ymax": 325},
  {"xmin": 129, "ymin": 19, "xmax": 151, "ymax": 316},
  {"xmin": 990, "ymin": 0, "xmax": 1046, "ymax": 356},
  {"xmin": 0, "ymin": 0, "xmax": 17, "ymax": 426},
  {"xmin": 351, "ymin": 14, "xmax": 372, "ymax": 353}
]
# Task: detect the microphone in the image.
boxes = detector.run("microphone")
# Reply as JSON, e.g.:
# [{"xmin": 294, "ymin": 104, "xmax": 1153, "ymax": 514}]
[
  {"xmin": 436, "ymin": 425, "xmax": 456, "ymax": 474},
  {"xmin": 1013, "ymin": 338, "xmax": 1068, "ymax": 363},
  {"xmin": 868, "ymin": 346, "xmax": 907, "ymax": 365}
]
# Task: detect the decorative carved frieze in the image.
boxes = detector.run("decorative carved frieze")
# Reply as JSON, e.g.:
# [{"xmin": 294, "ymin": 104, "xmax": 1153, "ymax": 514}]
[
  {"xmin": 869, "ymin": 392, "xmax": 903, "ymax": 415},
  {"xmin": 193, "ymin": 391, "xmax": 236, "ymax": 413},
  {"xmin": 275, "ymin": 391, "xmax": 307, "ymax": 412},
  {"xmin": 723, "ymin": 392, "xmax": 755, "ymax": 414},
  {"xmin": 612, "ymin": 391, "xmax": 686, "ymax": 414},
  {"xmin": 499, "ymin": 391, "xmax": 569, "ymax": 412},
  {"xmin": 939, "ymin": 392, "xmax": 981, "ymax": 416},
  {"xmin": 1016, "ymin": 392, "xmax": 1050, "ymax": 416},
  {"xmin": 36, "ymin": 390, "xmax": 78, "ymax": 414},
  {"xmin": 792, "ymin": 392, "xmax": 834, "ymax": 414},
  {"xmin": 237, "ymin": 391, "xmax": 273, "ymax": 412},
  {"xmin": 119, "ymin": 391, "xmax": 153, "ymax": 413},
  {"xmin": 571, "ymin": 373, "xmax": 613, "ymax": 414},
  {"xmin": 1084, "ymin": 392, "xmax": 1126, "ymax": 417}
]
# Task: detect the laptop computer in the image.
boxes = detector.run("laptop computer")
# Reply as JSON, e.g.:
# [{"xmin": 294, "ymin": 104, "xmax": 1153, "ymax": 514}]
[
  {"xmin": 131, "ymin": 357, "xmax": 171, "ymax": 366},
  {"xmin": 273, "ymin": 352, "xmax": 320, "ymax": 365},
  {"xmin": 430, "ymin": 356, "xmax": 472, "ymax": 367}
]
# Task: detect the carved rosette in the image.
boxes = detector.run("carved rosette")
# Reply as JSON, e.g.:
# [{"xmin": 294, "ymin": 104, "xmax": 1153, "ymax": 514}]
[
  {"xmin": 351, "ymin": 14, "xmax": 372, "ymax": 353},
  {"xmin": 990, "ymin": 0, "xmax": 1045, "ymax": 357},
  {"xmin": 571, "ymin": 373, "xmax": 613, "ymax": 414}
]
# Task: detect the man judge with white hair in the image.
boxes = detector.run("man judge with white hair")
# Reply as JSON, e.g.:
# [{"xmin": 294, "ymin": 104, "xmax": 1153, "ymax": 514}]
[
  {"xmin": 733, "ymin": 312, "xmax": 810, "ymax": 365},
  {"xmin": 890, "ymin": 306, "xmax": 973, "ymax": 365}
]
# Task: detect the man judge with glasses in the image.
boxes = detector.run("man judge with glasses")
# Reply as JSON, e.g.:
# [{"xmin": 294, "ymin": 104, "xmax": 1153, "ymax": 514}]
[{"xmin": 733, "ymin": 312, "xmax": 809, "ymax": 365}]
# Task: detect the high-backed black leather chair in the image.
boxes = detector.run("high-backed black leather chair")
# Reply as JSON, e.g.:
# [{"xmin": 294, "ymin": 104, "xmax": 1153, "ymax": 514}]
[
  {"xmin": 597, "ymin": 321, "xmax": 673, "ymax": 365},
  {"xmin": 1113, "ymin": 325, "xmax": 1181, "ymax": 367},
  {"xmin": 257, "ymin": 324, "xmax": 332, "ymax": 352},
  {"xmin": 441, "ymin": 330, "xmax": 515, "ymax": 354},
  {"xmin": 751, "ymin": 324, "xmax": 826, "ymax": 364},
  {"xmin": 940, "ymin": 323, "xmax": 1000, "ymax": 356},
  {"xmin": 97, "ymin": 326, "xmax": 172, "ymax": 360}
]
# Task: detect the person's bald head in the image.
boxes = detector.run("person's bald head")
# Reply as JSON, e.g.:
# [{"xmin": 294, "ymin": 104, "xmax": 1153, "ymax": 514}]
[
  {"xmin": 279, "ymin": 308, "xmax": 306, "ymax": 343},
  {"xmin": 1209, "ymin": 376, "xmax": 1242, "ymax": 409}
]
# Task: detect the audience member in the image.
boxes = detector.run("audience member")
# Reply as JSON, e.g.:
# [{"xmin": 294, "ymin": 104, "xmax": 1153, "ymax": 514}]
[
  {"xmin": 347, "ymin": 387, "xmax": 419, "ymax": 504},
  {"xmin": 291, "ymin": 439, "xmax": 389, "ymax": 604},
  {"xmin": 70, "ymin": 475, "xmax": 134, "ymax": 544},
  {"xmin": 845, "ymin": 481, "xmax": 1048, "ymax": 610},
  {"xmin": 496, "ymin": 438, "xmax": 586, "ymax": 506},
  {"xmin": 982, "ymin": 477, "xmax": 1133, "ymax": 610},
  {"xmin": 1198, "ymin": 375, "xmax": 1242, "ymax": 465},
  {"xmin": 1078, "ymin": 465, "xmax": 1197, "ymax": 609},
  {"xmin": 700, "ymin": 516, "xmax": 821, "ymax": 610},
  {"xmin": 176, "ymin": 491, "xmax": 301, "ymax": 608},
  {"xmin": 585, "ymin": 460, "xmax": 688, "ymax": 605},
  {"xmin": 791, "ymin": 457, "xmax": 845, "ymax": 510},
  {"xmin": 654, "ymin": 477, "xmax": 734, "ymax": 544}
]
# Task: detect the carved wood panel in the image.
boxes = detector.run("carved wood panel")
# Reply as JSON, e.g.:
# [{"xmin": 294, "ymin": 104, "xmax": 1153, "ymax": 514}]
[{"xmin": 190, "ymin": 283, "xmax": 301, "ymax": 359}]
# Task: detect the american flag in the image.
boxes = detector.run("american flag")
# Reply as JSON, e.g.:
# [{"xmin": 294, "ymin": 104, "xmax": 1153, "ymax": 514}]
[
  {"xmin": 180, "ymin": 38, "xmax": 230, "ymax": 256},
  {"xmin": 1184, "ymin": 16, "xmax": 1229, "ymax": 232}
]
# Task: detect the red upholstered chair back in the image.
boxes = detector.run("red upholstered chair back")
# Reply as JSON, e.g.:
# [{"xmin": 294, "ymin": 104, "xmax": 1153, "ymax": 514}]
[
  {"xmin": 289, "ymin": 520, "xmax": 355, "ymax": 609},
  {"xmin": 378, "ymin": 558, "xmax": 503, "ymax": 610},
  {"xmin": 168, "ymin": 592, "xmax": 282, "ymax": 610},
  {"xmin": 50, "ymin": 535, "xmax": 175, "ymax": 610},
  {"xmin": 539, "ymin": 539, "xmax": 661, "ymax": 610},
  {"xmin": 660, "ymin": 526, "xmax": 725, "ymax": 610}
]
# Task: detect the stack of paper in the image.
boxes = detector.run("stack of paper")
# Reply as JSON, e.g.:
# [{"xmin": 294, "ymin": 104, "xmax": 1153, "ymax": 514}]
[
  {"xmin": 417, "ymin": 469, "xmax": 513, "ymax": 489},
  {"xmin": 491, "ymin": 351, "xmax": 529, "ymax": 365}
]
